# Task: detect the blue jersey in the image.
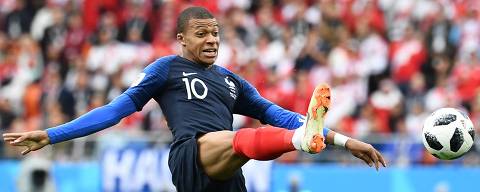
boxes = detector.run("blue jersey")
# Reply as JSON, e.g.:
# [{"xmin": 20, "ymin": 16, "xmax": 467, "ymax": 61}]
[
  {"xmin": 125, "ymin": 55, "xmax": 274, "ymax": 145},
  {"xmin": 46, "ymin": 55, "xmax": 307, "ymax": 146}
]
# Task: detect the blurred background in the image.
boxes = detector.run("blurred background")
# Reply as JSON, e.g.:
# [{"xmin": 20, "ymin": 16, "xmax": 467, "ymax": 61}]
[{"xmin": 0, "ymin": 0, "xmax": 480, "ymax": 191}]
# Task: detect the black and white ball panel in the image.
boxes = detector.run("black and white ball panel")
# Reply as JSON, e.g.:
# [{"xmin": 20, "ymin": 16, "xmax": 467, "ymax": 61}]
[{"xmin": 422, "ymin": 108, "xmax": 475, "ymax": 160}]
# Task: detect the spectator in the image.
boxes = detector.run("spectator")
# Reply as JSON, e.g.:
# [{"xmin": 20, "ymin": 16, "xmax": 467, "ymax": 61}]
[
  {"xmin": 389, "ymin": 23, "xmax": 427, "ymax": 93},
  {"xmin": 3, "ymin": 0, "xmax": 33, "ymax": 39}
]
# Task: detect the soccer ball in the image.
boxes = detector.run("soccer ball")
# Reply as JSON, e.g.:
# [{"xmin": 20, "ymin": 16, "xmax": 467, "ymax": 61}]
[{"xmin": 422, "ymin": 108, "xmax": 475, "ymax": 160}]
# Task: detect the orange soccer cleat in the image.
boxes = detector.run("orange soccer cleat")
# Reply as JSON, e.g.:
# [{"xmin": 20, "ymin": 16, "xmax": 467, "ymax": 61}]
[{"xmin": 301, "ymin": 83, "xmax": 331, "ymax": 153}]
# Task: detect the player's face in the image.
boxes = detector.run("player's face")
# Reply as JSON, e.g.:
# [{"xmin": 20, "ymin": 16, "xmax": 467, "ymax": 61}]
[{"xmin": 178, "ymin": 19, "xmax": 219, "ymax": 66}]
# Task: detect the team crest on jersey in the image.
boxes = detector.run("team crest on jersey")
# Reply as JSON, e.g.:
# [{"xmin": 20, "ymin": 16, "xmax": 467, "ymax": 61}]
[{"xmin": 224, "ymin": 77, "xmax": 237, "ymax": 99}]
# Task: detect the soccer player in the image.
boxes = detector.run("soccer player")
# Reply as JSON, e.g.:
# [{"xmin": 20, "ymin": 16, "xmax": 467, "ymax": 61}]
[{"xmin": 3, "ymin": 7, "xmax": 386, "ymax": 192}]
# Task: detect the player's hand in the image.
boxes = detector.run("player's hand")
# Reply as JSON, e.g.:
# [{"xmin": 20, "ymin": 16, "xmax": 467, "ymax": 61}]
[
  {"xmin": 2, "ymin": 130, "xmax": 50, "ymax": 155},
  {"xmin": 345, "ymin": 139, "xmax": 387, "ymax": 171}
]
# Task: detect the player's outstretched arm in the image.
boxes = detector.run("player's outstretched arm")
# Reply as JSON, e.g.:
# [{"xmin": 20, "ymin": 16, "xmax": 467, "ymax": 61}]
[
  {"xmin": 325, "ymin": 130, "xmax": 387, "ymax": 170},
  {"xmin": 2, "ymin": 93, "xmax": 137, "ymax": 155}
]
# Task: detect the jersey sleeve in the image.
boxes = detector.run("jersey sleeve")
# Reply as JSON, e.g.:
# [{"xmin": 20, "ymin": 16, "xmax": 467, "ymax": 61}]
[
  {"xmin": 46, "ymin": 93, "xmax": 136, "ymax": 144},
  {"xmin": 263, "ymin": 104, "xmax": 305, "ymax": 129},
  {"xmin": 124, "ymin": 55, "xmax": 175, "ymax": 111}
]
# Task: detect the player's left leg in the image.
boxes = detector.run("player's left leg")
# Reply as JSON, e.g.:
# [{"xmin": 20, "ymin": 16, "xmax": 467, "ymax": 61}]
[
  {"xmin": 197, "ymin": 127, "xmax": 295, "ymax": 180},
  {"xmin": 198, "ymin": 84, "xmax": 331, "ymax": 180}
]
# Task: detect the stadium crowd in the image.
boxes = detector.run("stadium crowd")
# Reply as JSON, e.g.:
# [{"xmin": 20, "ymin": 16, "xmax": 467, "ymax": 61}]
[{"xmin": 0, "ymin": 0, "xmax": 480, "ymax": 166}]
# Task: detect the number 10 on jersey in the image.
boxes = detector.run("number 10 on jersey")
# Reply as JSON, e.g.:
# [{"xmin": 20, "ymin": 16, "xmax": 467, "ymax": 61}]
[{"xmin": 182, "ymin": 78, "xmax": 208, "ymax": 99}]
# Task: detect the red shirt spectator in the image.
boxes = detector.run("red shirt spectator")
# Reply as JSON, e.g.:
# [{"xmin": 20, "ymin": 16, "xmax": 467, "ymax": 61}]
[
  {"xmin": 451, "ymin": 55, "xmax": 480, "ymax": 102},
  {"xmin": 389, "ymin": 26, "xmax": 427, "ymax": 84}
]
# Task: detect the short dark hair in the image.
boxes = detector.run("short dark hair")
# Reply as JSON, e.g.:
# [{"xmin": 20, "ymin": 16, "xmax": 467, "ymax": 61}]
[{"xmin": 176, "ymin": 7, "xmax": 215, "ymax": 34}]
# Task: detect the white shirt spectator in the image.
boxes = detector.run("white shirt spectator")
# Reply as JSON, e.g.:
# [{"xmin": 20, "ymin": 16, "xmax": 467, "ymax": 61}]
[
  {"xmin": 325, "ymin": 82, "xmax": 360, "ymax": 129},
  {"xmin": 425, "ymin": 85, "xmax": 449, "ymax": 113},
  {"xmin": 257, "ymin": 40, "xmax": 286, "ymax": 69},
  {"xmin": 30, "ymin": 6, "xmax": 53, "ymax": 40},
  {"xmin": 357, "ymin": 33, "xmax": 388, "ymax": 76},
  {"xmin": 405, "ymin": 103, "xmax": 429, "ymax": 141},
  {"xmin": 328, "ymin": 46, "xmax": 353, "ymax": 78},
  {"xmin": 371, "ymin": 79, "xmax": 403, "ymax": 110},
  {"xmin": 459, "ymin": 18, "xmax": 480, "ymax": 62}
]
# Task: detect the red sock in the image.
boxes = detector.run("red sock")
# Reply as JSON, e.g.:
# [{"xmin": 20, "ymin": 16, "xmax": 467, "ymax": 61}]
[{"xmin": 232, "ymin": 127, "xmax": 295, "ymax": 160}]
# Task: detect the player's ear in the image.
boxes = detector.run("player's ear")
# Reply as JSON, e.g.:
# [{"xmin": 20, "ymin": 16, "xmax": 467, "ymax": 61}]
[{"xmin": 177, "ymin": 33, "xmax": 186, "ymax": 46}]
